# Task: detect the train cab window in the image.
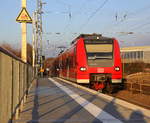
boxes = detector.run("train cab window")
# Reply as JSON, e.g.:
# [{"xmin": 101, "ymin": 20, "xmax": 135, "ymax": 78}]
[
  {"xmin": 85, "ymin": 44, "xmax": 113, "ymax": 59},
  {"xmin": 84, "ymin": 40, "xmax": 113, "ymax": 67}
]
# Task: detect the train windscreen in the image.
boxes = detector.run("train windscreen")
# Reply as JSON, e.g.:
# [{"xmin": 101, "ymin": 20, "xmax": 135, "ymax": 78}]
[
  {"xmin": 85, "ymin": 44, "xmax": 113, "ymax": 59},
  {"xmin": 84, "ymin": 40, "xmax": 113, "ymax": 67}
]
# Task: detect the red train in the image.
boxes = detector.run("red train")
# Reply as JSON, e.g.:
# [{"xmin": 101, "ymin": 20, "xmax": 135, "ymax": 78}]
[{"xmin": 52, "ymin": 34, "xmax": 122, "ymax": 93}]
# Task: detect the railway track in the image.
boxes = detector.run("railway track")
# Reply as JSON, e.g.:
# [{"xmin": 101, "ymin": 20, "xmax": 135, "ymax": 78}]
[
  {"xmin": 109, "ymin": 90, "xmax": 150, "ymax": 110},
  {"xmin": 90, "ymin": 83, "xmax": 150, "ymax": 110}
]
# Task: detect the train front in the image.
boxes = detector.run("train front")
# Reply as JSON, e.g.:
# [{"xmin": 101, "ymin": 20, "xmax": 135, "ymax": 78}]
[{"xmin": 76, "ymin": 34, "xmax": 122, "ymax": 92}]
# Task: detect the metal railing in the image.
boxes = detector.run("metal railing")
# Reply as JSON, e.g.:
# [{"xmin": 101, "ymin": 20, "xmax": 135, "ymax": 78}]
[
  {"xmin": 125, "ymin": 82, "xmax": 150, "ymax": 95},
  {"xmin": 0, "ymin": 47, "xmax": 34, "ymax": 123}
]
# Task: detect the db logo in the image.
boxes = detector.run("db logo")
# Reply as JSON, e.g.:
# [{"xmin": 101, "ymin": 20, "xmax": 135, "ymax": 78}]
[{"xmin": 97, "ymin": 68, "xmax": 104, "ymax": 73}]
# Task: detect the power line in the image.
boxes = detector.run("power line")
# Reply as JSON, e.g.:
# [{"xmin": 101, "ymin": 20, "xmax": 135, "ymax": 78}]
[
  {"xmin": 62, "ymin": 0, "xmax": 87, "ymax": 33},
  {"xmin": 79, "ymin": 0, "xmax": 109, "ymax": 30},
  {"xmin": 114, "ymin": 15, "xmax": 150, "ymax": 35},
  {"xmin": 129, "ymin": 4, "xmax": 150, "ymax": 17},
  {"xmin": 60, "ymin": 0, "xmax": 109, "ymax": 47},
  {"xmin": 130, "ymin": 21, "xmax": 150, "ymax": 31},
  {"xmin": 103, "ymin": 4, "xmax": 150, "ymax": 33},
  {"xmin": 56, "ymin": 0, "xmax": 71, "ymax": 7}
]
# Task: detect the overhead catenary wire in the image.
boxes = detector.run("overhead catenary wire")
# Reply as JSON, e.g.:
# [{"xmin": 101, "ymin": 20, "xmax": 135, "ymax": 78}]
[
  {"xmin": 103, "ymin": 4, "xmax": 150, "ymax": 34},
  {"xmin": 55, "ymin": 0, "xmax": 71, "ymax": 18},
  {"xmin": 61, "ymin": 0, "xmax": 88, "ymax": 33},
  {"xmin": 44, "ymin": 0, "xmax": 73, "ymax": 47},
  {"xmin": 59, "ymin": 0, "xmax": 109, "ymax": 42},
  {"xmin": 61, "ymin": 0, "xmax": 109, "ymax": 46},
  {"xmin": 45, "ymin": 0, "xmax": 103, "ymax": 45},
  {"xmin": 48, "ymin": 0, "xmax": 110, "ymax": 56},
  {"xmin": 113, "ymin": 15, "xmax": 150, "ymax": 37},
  {"xmin": 129, "ymin": 21, "xmax": 150, "ymax": 31},
  {"xmin": 79, "ymin": 0, "xmax": 109, "ymax": 31}
]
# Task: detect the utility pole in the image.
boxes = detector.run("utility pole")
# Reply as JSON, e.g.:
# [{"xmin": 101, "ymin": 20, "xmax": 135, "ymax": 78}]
[
  {"xmin": 32, "ymin": 12, "xmax": 36, "ymax": 67},
  {"xmin": 34, "ymin": 0, "xmax": 45, "ymax": 77}
]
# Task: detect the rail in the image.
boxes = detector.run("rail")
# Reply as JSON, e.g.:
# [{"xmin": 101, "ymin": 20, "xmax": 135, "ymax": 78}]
[{"xmin": 0, "ymin": 47, "xmax": 34, "ymax": 123}]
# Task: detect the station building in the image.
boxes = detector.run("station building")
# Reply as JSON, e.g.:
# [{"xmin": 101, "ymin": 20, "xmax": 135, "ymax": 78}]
[{"xmin": 120, "ymin": 46, "xmax": 150, "ymax": 63}]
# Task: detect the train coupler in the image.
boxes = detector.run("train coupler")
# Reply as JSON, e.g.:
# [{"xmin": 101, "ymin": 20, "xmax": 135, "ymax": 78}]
[{"xmin": 93, "ymin": 82, "xmax": 105, "ymax": 91}]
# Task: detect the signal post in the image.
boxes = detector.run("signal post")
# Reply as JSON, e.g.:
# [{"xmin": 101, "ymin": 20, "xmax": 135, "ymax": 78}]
[
  {"xmin": 16, "ymin": 0, "xmax": 32, "ymax": 62},
  {"xmin": 22, "ymin": 0, "xmax": 27, "ymax": 62},
  {"xmin": 15, "ymin": 1, "xmax": 32, "ymax": 118}
]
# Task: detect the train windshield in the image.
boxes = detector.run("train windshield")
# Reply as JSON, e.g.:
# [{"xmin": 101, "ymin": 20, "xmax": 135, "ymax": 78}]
[
  {"xmin": 84, "ymin": 40, "xmax": 113, "ymax": 67},
  {"xmin": 85, "ymin": 44, "xmax": 113, "ymax": 59}
]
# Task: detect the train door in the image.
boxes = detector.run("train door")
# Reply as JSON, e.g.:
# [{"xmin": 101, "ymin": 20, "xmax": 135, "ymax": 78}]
[{"xmin": 66, "ymin": 57, "xmax": 70, "ymax": 80}]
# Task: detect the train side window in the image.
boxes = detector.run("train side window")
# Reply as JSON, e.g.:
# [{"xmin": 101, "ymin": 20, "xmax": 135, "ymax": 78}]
[
  {"xmin": 71, "ymin": 56, "xmax": 73, "ymax": 68},
  {"xmin": 66, "ymin": 58, "xmax": 69, "ymax": 68},
  {"xmin": 73, "ymin": 47, "xmax": 76, "ymax": 67},
  {"xmin": 63, "ymin": 58, "xmax": 66, "ymax": 69},
  {"xmin": 69, "ymin": 56, "xmax": 73, "ymax": 68}
]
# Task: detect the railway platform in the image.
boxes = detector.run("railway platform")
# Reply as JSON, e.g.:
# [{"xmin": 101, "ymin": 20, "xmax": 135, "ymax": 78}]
[{"xmin": 12, "ymin": 78, "xmax": 150, "ymax": 123}]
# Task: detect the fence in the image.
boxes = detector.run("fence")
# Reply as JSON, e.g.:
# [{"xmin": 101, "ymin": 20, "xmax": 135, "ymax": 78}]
[
  {"xmin": 0, "ymin": 47, "xmax": 34, "ymax": 123},
  {"xmin": 124, "ymin": 73, "xmax": 150, "ymax": 95},
  {"xmin": 125, "ymin": 82, "xmax": 150, "ymax": 95}
]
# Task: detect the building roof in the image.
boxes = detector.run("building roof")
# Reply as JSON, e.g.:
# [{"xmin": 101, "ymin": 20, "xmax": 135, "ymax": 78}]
[{"xmin": 121, "ymin": 46, "xmax": 150, "ymax": 52}]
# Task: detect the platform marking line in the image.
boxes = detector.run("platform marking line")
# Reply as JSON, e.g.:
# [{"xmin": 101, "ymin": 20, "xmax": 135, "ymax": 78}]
[
  {"xmin": 57, "ymin": 77, "xmax": 150, "ymax": 118},
  {"xmin": 49, "ymin": 78, "xmax": 122, "ymax": 123}
]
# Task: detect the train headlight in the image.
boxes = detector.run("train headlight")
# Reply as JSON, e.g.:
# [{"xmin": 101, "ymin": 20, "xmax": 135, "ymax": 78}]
[
  {"xmin": 115, "ymin": 67, "xmax": 120, "ymax": 71},
  {"xmin": 80, "ymin": 67, "xmax": 86, "ymax": 71}
]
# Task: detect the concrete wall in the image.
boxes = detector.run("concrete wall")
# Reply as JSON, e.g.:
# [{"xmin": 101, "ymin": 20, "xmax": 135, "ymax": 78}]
[
  {"xmin": 12, "ymin": 59, "xmax": 20, "ymax": 114},
  {"xmin": 0, "ymin": 50, "xmax": 34, "ymax": 123},
  {"xmin": 0, "ymin": 52, "xmax": 13, "ymax": 123}
]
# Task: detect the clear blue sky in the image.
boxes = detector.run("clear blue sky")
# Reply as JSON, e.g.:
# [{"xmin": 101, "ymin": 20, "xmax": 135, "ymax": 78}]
[{"xmin": 1, "ymin": 0, "xmax": 150, "ymax": 57}]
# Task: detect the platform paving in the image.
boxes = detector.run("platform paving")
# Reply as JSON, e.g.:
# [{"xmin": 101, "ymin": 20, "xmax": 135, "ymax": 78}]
[{"xmin": 12, "ymin": 78, "xmax": 150, "ymax": 123}]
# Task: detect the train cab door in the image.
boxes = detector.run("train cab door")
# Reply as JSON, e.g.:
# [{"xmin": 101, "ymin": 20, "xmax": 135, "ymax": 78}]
[{"xmin": 66, "ymin": 57, "xmax": 70, "ymax": 80}]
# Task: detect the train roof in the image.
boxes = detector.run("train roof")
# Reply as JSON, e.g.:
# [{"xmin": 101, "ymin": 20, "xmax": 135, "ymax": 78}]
[
  {"xmin": 71, "ymin": 33, "xmax": 113, "ymax": 45},
  {"xmin": 58, "ymin": 34, "xmax": 114, "ymax": 55},
  {"xmin": 121, "ymin": 46, "xmax": 150, "ymax": 52}
]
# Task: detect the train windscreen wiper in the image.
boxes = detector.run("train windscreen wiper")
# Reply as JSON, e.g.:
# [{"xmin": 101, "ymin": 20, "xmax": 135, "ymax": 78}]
[{"xmin": 88, "ymin": 55, "xmax": 112, "ymax": 60}]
